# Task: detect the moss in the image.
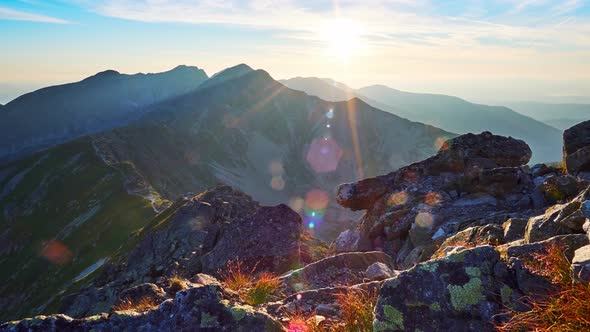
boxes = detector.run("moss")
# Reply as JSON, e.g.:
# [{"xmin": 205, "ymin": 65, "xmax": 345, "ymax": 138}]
[
  {"xmin": 374, "ymin": 304, "xmax": 404, "ymax": 331},
  {"xmin": 500, "ymin": 285, "xmax": 513, "ymax": 304},
  {"xmin": 419, "ymin": 262, "xmax": 439, "ymax": 272},
  {"xmin": 200, "ymin": 312, "xmax": 218, "ymax": 328},
  {"xmin": 229, "ymin": 305, "xmax": 253, "ymax": 321},
  {"xmin": 465, "ymin": 267, "xmax": 481, "ymax": 277},
  {"xmin": 448, "ymin": 250, "xmax": 467, "ymax": 262},
  {"xmin": 447, "ymin": 277, "xmax": 484, "ymax": 311},
  {"xmin": 429, "ymin": 302, "xmax": 441, "ymax": 312}
]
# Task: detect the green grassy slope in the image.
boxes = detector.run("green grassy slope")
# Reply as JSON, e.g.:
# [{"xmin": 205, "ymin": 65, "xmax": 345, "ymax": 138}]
[{"xmin": 0, "ymin": 139, "xmax": 156, "ymax": 321}]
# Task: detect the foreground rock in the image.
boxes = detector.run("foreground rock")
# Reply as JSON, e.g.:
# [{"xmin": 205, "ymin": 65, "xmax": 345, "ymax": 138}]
[
  {"xmin": 374, "ymin": 246, "xmax": 518, "ymax": 331},
  {"xmin": 1, "ymin": 285, "xmax": 285, "ymax": 332}
]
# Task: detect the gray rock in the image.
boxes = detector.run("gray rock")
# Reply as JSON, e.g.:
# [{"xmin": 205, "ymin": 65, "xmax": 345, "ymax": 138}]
[
  {"xmin": 573, "ymin": 244, "xmax": 590, "ymax": 283},
  {"xmin": 1, "ymin": 285, "xmax": 285, "ymax": 332},
  {"xmin": 503, "ymin": 218, "xmax": 528, "ymax": 242},
  {"xmin": 374, "ymin": 246, "xmax": 518, "ymax": 332},
  {"xmin": 334, "ymin": 229, "xmax": 360, "ymax": 253},
  {"xmin": 365, "ymin": 262, "xmax": 395, "ymax": 281}
]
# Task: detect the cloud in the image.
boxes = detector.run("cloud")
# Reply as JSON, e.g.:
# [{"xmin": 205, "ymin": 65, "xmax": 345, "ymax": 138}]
[{"xmin": 0, "ymin": 6, "xmax": 69, "ymax": 23}]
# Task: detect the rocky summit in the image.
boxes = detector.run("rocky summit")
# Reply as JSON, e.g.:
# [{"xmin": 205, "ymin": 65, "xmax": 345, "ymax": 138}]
[{"xmin": 4, "ymin": 122, "xmax": 590, "ymax": 331}]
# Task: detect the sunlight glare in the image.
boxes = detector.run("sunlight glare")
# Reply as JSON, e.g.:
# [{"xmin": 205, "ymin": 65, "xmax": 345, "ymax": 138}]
[{"xmin": 320, "ymin": 18, "xmax": 365, "ymax": 61}]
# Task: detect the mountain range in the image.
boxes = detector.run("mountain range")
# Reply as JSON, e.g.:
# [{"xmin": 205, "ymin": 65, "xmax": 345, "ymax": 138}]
[
  {"xmin": 280, "ymin": 77, "xmax": 565, "ymax": 163},
  {"xmin": 0, "ymin": 64, "xmax": 453, "ymax": 321},
  {"xmin": 0, "ymin": 65, "xmax": 208, "ymax": 161},
  {"xmin": 506, "ymin": 101, "xmax": 590, "ymax": 130}
]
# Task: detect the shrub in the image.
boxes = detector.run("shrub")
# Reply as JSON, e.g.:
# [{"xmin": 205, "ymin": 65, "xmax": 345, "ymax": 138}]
[
  {"xmin": 112, "ymin": 296, "xmax": 158, "ymax": 312},
  {"xmin": 496, "ymin": 242, "xmax": 590, "ymax": 331}
]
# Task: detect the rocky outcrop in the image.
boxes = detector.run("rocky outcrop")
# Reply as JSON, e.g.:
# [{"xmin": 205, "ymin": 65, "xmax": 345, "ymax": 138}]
[
  {"xmin": 374, "ymin": 246, "xmax": 518, "ymax": 332},
  {"xmin": 335, "ymin": 132, "xmax": 542, "ymax": 268},
  {"xmin": 58, "ymin": 186, "xmax": 307, "ymax": 318},
  {"xmin": 1, "ymin": 285, "xmax": 285, "ymax": 332},
  {"xmin": 524, "ymin": 188, "xmax": 590, "ymax": 243},
  {"xmin": 564, "ymin": 120, "xmax": 590, "ymax": 175},
  {"xmin": 201, "ymin": 204, "xmax": 304, "ymax": 274}
]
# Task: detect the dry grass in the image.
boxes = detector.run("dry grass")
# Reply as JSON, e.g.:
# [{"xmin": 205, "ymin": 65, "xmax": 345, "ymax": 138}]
[
  {"xmin": 218, "ymin": 259, "xmax": 282, "ymax": 306},
  {"xmin": 335, "ymin": 288, "xmax": 378, "ymax": 332},
  {"xmin": 112, "ymin": 296, "xmax": 158, "ymax": 312},
  {"xmin": 168, "ymin": 275, "xmax": 186, "ymax": 294},
  {"xmin": 284, "ymin": 288, "xmax": 378, "ymax": 332},
  {"xmin": 242, "ymin": 272, "xmax": 282, "ymax": 306},
  {"xmin": 218, "ymin": 259, "xmax": 256, "ymax": 292},
  {"xmin": 496, "ymin": 242, "xmax": 590, "ymax": 331}
]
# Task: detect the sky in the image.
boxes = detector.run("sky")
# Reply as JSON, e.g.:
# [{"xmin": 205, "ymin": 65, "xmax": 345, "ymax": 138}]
[{"xmin": 1, "ymin": 0, "xmax": 590, "ymax": 105}]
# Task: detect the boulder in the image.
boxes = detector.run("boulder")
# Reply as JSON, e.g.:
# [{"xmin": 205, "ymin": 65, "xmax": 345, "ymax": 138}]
[
  {"xmin": 503, "ymin": 218, "xmax": 528, "ymax": 242},
  {"xmin": 333, "ymin": 230, "xmax": 360, "ymax": 253},
  {"xmin": 439, "ymin": 225, "xmax": 505, "ymax": 250},
  {"xmin": 429, "ymin": 131, "xmax": 532, "ymax": 173},
  {"xmin": 539, "ymin": 175, "xmax": 586, "ymax": 204},
  {"xmin": 336, "ymin": 177, "xmax": 388, "ymax": 211},
  {"xmin": 365, "ymin": 262, "xmax": 396, "ymax": 281},
  {"xmin": 1, "ymin": 285, "xmax": 285, "ymax": 332},
  {"xmin": 279, "ymin": 251, "xmax": 392, "ymax": 293},
  {"xmin": 201, "ymin": 204, "xmax": 305, "ymax": 274},
  {"xmin": 564, "ymin": 120, "xmax": 590, "ymax": 174},
  {"xmin": 373, "ymin": 246, "xmax": 518, "ymax": 331},
  {"xmin": 524, "ymin": 200, "xmax": 586, "ymax": 243},
  {"xmin": 573, "ymin": 244, "xmax": 590, "ymax": 283}
]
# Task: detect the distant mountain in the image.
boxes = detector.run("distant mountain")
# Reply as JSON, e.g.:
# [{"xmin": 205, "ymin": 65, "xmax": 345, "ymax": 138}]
[
  {"xmin": 281, "ymin": 78, "xmax": 563, "ymax": 163},
  {"xmin": 0, "ymin": 67, "xmax": 454, "ymax": 321},
  {"xmin": 0, "ymin": 65, "xmax": 209, "ymax": 160},
  {"xmin": 199, "ymin": 63, "xmax": 254, "ymax": 89},
  {"xmin": 506, "ymin": 102, "xmax": 589, "ymax": 129}
]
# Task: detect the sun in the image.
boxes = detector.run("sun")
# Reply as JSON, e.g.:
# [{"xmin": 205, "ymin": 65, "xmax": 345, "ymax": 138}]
[{"xmin": 320, "ymin": 18, "xmax": 365, "ymax": 62}]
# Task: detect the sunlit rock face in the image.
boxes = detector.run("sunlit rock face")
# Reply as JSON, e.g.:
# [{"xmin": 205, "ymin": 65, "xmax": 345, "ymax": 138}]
[{"xmin": 336, "ymin": 131, "xmax": 570, "ymax": 268}]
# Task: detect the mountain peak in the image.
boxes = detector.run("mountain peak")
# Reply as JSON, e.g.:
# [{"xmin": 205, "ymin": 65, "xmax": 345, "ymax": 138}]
[
  {"xmin": 82, "ymin": 69, "xmax": 121, "ymax": 82},
  {"xmin": 199, "ymin": 63, "xmax": 255, "ymax": 89}
]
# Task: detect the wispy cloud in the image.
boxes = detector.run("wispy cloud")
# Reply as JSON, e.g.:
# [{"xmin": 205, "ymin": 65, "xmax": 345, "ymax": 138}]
[{"xmin": 0, "ymin": 6, "xmax": 69, "ymax": 23}]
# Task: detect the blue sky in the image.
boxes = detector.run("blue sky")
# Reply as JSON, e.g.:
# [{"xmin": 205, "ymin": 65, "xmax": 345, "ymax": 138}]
[{"xmin": 1, "ymin": 0, "xmax": 589, "ymax": 104}]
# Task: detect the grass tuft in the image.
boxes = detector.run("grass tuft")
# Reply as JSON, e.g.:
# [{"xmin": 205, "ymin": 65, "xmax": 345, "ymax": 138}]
[
  {"xmin": 242, "ymin": 272, "xmax": 282, "ymax": 306},
  {"xmin": 496, "ymin": 242, "xmax": 590, "ymax": 331},
  {"xmin": 218, "ymin": 259, "xmax": 282, "ymax": 306},
  {"xmin": 335, "ymin": 288, "xmax": 378, "ymax": 332},
  {"xmin": 112, "ymin": 296, "xmax": 158, "ymax": 312}
]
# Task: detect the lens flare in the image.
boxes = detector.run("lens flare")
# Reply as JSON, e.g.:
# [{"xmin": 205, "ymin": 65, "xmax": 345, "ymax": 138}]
[
  {"xmin": 270, "ymin": 176, "xmax": 285, "ymax": 191},
  {"xmin": 415, "ymin": 212, "xmax": 434, "ymax": 228},
  {"xmin": 306, "ymin": 137, "xmax": 343, "ymax": 173},
  {"xmin": 41, "ymin": 240, "xmax": 73, "ymax": 265},
  {"xmin": 305, "ymin": 189, "xmax": 329, "ymax": 211},
  {"xmin": 387, "ymin": 191, "xmax": 409, "ymax": 206},
  {"xmin": 424, "ymin": 192, "xmax": 443, "ymax": 206},
  {"xmin": 327, "ymin": 108, "xmax": 334, "ymax": 119}
]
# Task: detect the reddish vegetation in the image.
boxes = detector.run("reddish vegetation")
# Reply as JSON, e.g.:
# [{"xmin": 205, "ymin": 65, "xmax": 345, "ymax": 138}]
[
  {"xmin": 496, "ymin": 242, "xmax": 590, "ymax": 331},
  {"xmin": 218, "ymin": 259, "xmax": 281, "ymax": 305},
  {"xmin": 112, "ymin": 297, "xmax": 158, "ymax": 312}
]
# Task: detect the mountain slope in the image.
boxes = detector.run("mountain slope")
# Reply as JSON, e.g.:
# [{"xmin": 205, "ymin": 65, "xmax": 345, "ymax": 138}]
[
  {"xmin": 95, "ymin": 70, "xmax": 455, "ymax": 234},
  {"xmin": 506, "ymin": 102, "xmax": 590, "ymax": 129},
  {"xmin": 0, "ymin": 66, "xmax": 208, "ymax": 161},
  {"xmin": 281, "ymin": 78, "xmax": 563, "ymax": 163},
  {"xmin": 0, "ymin": 138, "xmax": 159, "ymax": 322},
  {"xmin": 357, "ymin": 85, "xmax": 563, "ymax": 163}
]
